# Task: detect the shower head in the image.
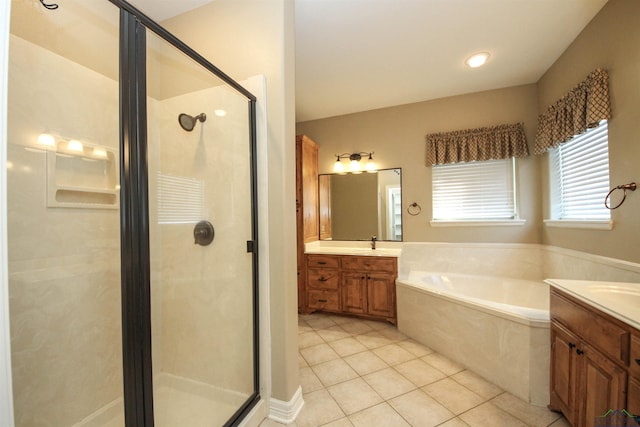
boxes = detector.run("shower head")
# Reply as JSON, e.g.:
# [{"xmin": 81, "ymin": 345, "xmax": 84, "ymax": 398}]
[{"xmin": 178, "ymin": 113, "xmax": 207, "ymax": 132}]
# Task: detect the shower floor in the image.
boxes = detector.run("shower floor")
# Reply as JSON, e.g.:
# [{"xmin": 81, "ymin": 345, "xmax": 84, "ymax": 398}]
[{"xmin": 75, "ymin": 375, "xmax": 249, "ymax": 427}]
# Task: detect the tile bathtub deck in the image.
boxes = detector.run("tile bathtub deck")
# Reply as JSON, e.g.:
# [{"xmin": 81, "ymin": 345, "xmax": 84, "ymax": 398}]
[{"xmin": 261, "ymin": 313, "xmax": 569, "ymax": 427}]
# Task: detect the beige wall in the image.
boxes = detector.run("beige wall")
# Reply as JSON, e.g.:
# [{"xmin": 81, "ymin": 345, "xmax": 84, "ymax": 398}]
[
  {"xmin": 164, "ymin": 0, "xmax": 299, "ymax": 402},
  {"xmin": 297, "ymin": 0, "xmax": 640, "ymax": 264},
  {"xmin": 538, "ymin": 0, "xmax": 640, "ymax": 263},
  {"xmin": 297, "ymin": 84, "xmax": 541, "ymax": 244}
]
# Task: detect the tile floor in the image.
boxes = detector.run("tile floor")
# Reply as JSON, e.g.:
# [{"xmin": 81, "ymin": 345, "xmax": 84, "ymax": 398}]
[{"xmin": 261, "ymin": 313, "xmax": 569, "ymax": 427}]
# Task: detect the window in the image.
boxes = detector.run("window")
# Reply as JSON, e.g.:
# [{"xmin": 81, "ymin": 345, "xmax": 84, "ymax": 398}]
[
  {"xmin": 548, "ymin": 121, "xmax": 610, "ymax": 222},
  {"xmin": 432, "ymin": 158, "xmax": 517, "ymax": 222}
]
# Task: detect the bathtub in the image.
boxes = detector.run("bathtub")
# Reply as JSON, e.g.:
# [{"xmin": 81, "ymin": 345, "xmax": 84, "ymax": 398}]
[{"xmin": 396, "ymin": 271, "xmax": 550, "ymax": 406}]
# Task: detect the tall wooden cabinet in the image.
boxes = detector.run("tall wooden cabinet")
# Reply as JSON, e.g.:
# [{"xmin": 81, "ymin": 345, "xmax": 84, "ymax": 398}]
[{"xmin": 296, "ymin": 135, "xmax": 319, "ymax": 312}]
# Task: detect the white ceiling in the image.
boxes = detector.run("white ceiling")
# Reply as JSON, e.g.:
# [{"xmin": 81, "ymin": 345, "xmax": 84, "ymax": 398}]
[
  {"xmin": 128, "ymin": 0, "xmax": 215, "ymax": 22},
  {"xmin": 295, "ymin": 0, "xmax": 608, "ymax": 122},
  {"xmin": 128, "ymin": 0, "xmax": 609, "ymax": 122}
]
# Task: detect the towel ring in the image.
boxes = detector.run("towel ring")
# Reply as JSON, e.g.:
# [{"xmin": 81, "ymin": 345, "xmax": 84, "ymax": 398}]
[
  {"xmin": 604, "ymin": 182, "xmax": 636, "ymax": 210},
  {"xmin": 407, "ymin": 202, "xmax": 422, "ymax": 216}
]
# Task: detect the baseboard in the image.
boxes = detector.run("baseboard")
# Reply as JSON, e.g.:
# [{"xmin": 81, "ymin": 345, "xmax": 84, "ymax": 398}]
[{"xmin": 268, "ymin": 386, "xmax": 304, "ymax": 424}]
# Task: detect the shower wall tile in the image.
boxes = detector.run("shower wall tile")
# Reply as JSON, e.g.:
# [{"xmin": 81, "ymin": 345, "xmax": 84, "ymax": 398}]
[
  {"xmin": 150, "ymin": 84, "xmax": 255, "ymax": 397},
  {"xmin": 7, "ymin": 35, "xmax": 122, "ymax": 426}
]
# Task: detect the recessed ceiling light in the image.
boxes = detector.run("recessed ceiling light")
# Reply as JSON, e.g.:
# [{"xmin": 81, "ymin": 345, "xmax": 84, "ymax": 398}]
[{"xmin": 465, "ymin": 52, "xmax": 490, "ymax": 68}]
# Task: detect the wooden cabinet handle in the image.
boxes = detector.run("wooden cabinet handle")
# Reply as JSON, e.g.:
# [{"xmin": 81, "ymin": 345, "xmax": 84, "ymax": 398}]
[
  {"xmin": 318, "ymin": 276, "xmax": 328, "ymax": 282},
  {"xmin": 318, "ymin": 299, "xmax": 328, "ymax": 303},
  {"xmin": 317, "ymin": 261, "xmax": 327, "ymax": 265}
]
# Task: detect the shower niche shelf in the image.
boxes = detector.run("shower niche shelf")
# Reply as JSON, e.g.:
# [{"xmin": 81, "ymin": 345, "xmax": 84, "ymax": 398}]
[{"xmin": 46, "ymin": 143, "xmax": 119, "ymax": 209}]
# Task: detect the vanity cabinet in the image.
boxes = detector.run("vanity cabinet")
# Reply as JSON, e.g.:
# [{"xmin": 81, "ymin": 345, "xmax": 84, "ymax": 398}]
[
  {"xmin": 304, "ymin": 254, "xmax": 397, "ymax": 324},
  {"xmin": 549, "ymin": 288, "xmax": 636, "ymax": 427},
  {"xmin": 629, "ymin": 333, "xmax": 640, "ymax": 420}
]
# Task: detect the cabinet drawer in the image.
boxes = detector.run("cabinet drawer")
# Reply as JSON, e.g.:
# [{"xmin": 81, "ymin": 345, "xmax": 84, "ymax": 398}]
[
  {"xmin": 551, "ymin": 291, "xmax": 629, "ymax": 365},
  {"xmin": 307, "ymin": 254, "xmax": 339, "ymax": 269},
  {"xmin": 341, "ymin": 256, "xmax": 396, "ymax": 273},
  {"xmin": 307, "ymin": 269, "xmax": 339, "ymax": 290},
  {"xmin": 630, "ymin": 334, "xmax": 640, "ymax": 377},
  {"xmin": 307, "ymin": 290, "xmax": 339, "ymax": 311}
]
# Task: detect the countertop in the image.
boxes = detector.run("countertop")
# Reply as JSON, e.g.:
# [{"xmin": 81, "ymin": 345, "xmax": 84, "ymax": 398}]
[
  {"xmin": 304, "ymin": 241, "xmax": 402, "ymax": 257},
  {"xmin": 546, "ymin": 278, "xmax": 640, "ymax": 331}
]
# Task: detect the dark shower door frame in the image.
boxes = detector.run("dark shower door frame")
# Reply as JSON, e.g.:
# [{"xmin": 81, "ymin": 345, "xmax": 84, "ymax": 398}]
[{"xmin": 112, "ymin": 1, "xmax": 260, "ymax": 426}]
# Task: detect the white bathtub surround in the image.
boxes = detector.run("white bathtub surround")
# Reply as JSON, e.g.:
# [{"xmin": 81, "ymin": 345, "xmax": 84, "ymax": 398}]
[
  {"xmin": 396, "ymin": 275, "xmax": 550, "ymax": 406},
  {"xmin": 394, "ymin": 242, "xmax": 640, "ymax": 407}
]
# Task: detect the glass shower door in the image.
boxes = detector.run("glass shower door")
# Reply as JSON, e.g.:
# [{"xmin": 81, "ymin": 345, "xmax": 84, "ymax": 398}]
[
  {"xmin": 145, "ymin": 30, "xmax": 258, "ymax": 426},
  {"xmin": 7, "ymin": 1, "xmax": 124, "ymax": 425}
]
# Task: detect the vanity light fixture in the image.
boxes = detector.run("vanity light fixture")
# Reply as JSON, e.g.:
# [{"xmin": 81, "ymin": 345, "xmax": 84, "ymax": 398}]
[
  {"xmin": 333, "ymin": 152, "xmax": 376, "ymax": 174},
  {"xmin": 465, "ymin": 52, "xmax": 490, "ymax": 68}
]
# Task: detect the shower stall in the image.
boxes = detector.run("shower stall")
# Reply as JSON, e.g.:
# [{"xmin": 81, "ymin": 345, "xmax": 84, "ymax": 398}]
[{"xmin": 6, "ymin": 0, "xmax": 259, "ymax": 425}]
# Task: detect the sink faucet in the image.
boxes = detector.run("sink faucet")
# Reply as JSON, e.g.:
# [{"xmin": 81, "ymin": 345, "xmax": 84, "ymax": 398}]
[{"xmin": 371, "ymin": 235, "xmax": 377, "ymax": 250}]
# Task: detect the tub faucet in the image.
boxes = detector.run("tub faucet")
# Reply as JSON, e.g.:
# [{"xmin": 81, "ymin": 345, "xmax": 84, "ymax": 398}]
[{"xmin": 371, "ymin": 235, "xmax": 377, "ymax": 250}]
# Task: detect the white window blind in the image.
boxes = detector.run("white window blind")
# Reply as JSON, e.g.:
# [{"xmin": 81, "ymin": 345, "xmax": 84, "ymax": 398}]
[
  {"xmin": 549, "ymin": 121, "xmax": 610, "ymax": 221},
  {"xmin": 157, "ymin": 172, "xmax": 205, "ymax": 224},
  {"xmin": 432, "ymin": 158, "xmax": 516, "ymax": 221}
]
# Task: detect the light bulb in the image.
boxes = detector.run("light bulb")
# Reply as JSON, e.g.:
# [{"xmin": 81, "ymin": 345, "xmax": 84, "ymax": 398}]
[
  {"xmin": 465, "ymin": 52, "xmax": 490, "ymax": 68},
  {"xmin": 92, "ymin": 146, "xmax": 108, "ymax": 159},
  {"xmin": 67, "ymin": 140, "xmax": 84, "ymax": 153},
  {"xmin": 333, "ymin": 159, "xmax": 345, "ymax": 173},
  {"xmin": 365, "ymin": 156, "xmax": 376, "ymax": 173},
  {"xmin": 37, "ymin": 133, "xmax": 56, "ymax": 147},
  {"xmin": 350, "ymin": 159, "xmax": 362, "ymax": 173}
]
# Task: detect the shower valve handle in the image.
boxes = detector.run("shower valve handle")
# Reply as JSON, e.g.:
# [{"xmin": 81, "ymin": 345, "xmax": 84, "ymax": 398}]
[{"xmin": 194, "ymin": 220, "xmax": 215, "ymax": 246}]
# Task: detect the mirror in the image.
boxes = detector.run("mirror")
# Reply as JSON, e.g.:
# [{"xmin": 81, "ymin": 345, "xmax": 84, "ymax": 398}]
[{"xmin": 319, "ymin": 168, "xmax": 402, "ymax": 241}]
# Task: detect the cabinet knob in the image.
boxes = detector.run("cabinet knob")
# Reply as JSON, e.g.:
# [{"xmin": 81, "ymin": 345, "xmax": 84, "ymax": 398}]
[
  {"xmin": 576, "ymin": 349, "xmax": 584, "ymax": 356},
  {"xmin": 317, "ymin": 261, "xmax": 327, "ymax": 265},
  {"xmin": 318, "ymin": 276, "xmax": 328, "ymax": 282},
  {"xmin": 568, "ymin": 343, "xmax": 576, "ymax": 349},
  {"xmin": 635, "ymin": 358, "xmax": 640, "ymax": 366},
  {"xmin": 318, "ymin": 299, "xmax": 328, "ymax": 303}
]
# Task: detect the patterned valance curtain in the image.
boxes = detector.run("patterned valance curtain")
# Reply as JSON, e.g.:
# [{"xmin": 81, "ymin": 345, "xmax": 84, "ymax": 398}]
[
  {"xmin": 425, "ymin": 122, "xmax": 529, "ymax": 166},
  {"xmin": 534, "ymin": 68, "xmax": 611, "ymax": 155}
]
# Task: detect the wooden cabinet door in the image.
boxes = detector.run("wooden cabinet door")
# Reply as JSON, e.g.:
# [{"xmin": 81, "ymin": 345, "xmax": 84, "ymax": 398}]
[
  {"xmin": 550, "ymin": 322, "xmax": 580, "ymax": 426},
  {"xmin": 341, "ymin": 272, "xmax": 366, "ymax": 314},
  {"xmin": 627, "ymin": 376, "xmax": 640, "ymax": 422},
  {"xmin": 578, "ymin": 343, "xmax": 627, "ymax": 427},
  {"xmin": 367, "ymin": 273, "xmax": 395, "ymax": 318}
]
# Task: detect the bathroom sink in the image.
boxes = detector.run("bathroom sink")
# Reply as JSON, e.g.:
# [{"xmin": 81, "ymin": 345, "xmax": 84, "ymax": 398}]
[{"xmin": 586, "ymin": 284, "xmax": 640, "ymax": 312}]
